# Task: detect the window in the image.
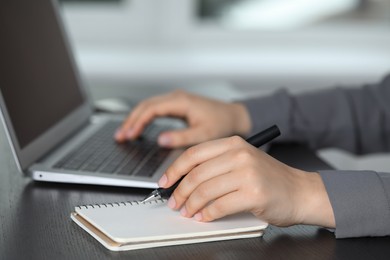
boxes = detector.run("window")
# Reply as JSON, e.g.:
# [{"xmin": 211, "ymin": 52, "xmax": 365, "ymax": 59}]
[
  {"xmin": 60, "ymin": 0, "xmax": 389, "ymax": 47},
  {"xmin": 197, "ymin": 0, "xmax": 390, "ymax": 31}
]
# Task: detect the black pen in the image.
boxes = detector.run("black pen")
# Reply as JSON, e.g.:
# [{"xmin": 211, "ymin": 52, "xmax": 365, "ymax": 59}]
[{"xmin": 141, "ymin": 125, "xmax": 281, "ymax": 203}]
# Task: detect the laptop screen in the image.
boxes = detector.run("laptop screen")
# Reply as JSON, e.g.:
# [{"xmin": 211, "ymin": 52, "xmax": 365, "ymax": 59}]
[{"xmin": 0, "ymin": 0, "xmax": 85, "ymax": 149}]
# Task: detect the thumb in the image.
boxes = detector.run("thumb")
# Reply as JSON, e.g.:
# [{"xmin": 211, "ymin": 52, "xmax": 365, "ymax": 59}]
[{"xmin": 157, "ymin": 127, "xmax": 208, "ymax": 148}]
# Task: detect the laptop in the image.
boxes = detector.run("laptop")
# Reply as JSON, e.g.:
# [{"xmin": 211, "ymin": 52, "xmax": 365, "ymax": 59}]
[{"xmin": 0, "ymin": 0, "xmax": 184, "ymax": 188}]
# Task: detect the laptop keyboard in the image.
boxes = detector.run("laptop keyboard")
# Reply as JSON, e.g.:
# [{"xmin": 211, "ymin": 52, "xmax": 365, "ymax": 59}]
[{"xmin": 54, "ymin": 121, "xmax": 171, "ymax": 177}]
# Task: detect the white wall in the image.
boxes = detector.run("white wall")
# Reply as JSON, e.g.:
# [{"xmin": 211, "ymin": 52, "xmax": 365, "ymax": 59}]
[{"xmin": 60, "ymin": 0, "xmax": 390, "ymax": 92}]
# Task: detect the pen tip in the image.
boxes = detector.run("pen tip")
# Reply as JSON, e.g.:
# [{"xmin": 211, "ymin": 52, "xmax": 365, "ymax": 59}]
[
  {"xmin": 141, "ymin": 189, "xmax": 161, "ymax": 203},
  {"xmin": 141, "ymin": 194, "xmax": 156, "ymax": 204}
]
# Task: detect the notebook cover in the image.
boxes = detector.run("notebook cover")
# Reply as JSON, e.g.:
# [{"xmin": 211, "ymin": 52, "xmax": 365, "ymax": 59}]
[{"xmin": 71, "ymin": 200, "xmax": 267, "ymax": 251}]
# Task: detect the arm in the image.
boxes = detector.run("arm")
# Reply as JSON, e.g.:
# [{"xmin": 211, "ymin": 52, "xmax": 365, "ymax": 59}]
[
  {"xmin": 242, "ymin": 74, "xmax": 390, "ymax": 154},
  {"xmin": 241, "ymin": 74, "xmax": 390, "ymax": 238},
  {"xmin": 319, "ymin": 170, "xmax": 390, "ymax": 238},
  {"xmin": 117, "ymin": 75, "xmax": 390, "ymax": 238},
  {"xmin": 160, "ymin": 134, "xmax": 390, "ymax": 238}
]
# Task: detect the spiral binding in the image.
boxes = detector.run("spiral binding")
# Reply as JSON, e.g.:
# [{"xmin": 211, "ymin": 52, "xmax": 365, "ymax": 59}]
[{"xmin": 76, "ymin": 198, "xmax": 167, "ymax": 210}]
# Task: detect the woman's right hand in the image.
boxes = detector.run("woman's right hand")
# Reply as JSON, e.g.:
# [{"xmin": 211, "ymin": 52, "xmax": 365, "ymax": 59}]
[
  {"xmin": 114, "ymin": 90, "xmax": 252, "ymax": 148},
  {"xmin": 159, "ymin": 135, "xmax": 335, "ymax": 229}
]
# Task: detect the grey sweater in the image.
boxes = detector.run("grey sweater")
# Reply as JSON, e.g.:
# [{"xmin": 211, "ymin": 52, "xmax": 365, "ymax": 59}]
[{"xmin": 242, "ymin": 74, "xmax": 390, "ymax": 238}]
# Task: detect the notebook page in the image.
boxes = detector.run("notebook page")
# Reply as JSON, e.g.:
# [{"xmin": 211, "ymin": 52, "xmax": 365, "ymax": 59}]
[{"xmin": 75, "ymin": 200, "xmax": 267, "ymax": 244}]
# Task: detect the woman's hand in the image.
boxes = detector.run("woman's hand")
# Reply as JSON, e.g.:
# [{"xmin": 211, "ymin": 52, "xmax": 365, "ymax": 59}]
[
  {"xmin": 159, "ymin": 136, "xmax": 335, "ymax": 228},
  {"xmin": 114, "ymin": 90, "xmax": 251, "ymax": 148}
]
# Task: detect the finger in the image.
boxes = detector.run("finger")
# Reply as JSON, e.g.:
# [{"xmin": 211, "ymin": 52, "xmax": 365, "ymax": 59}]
[
  {"xmin": 179, "ymin": 171, "xmax": 241, "ymax": 218},
  {"xmin": 194, "ymin": 191, "xmax": 251, "ymax": 222},
  {"xmin": 170, "ymin": 150, "xmax": 240, "ymax": 210},
  {"xmin": 115, "ymin": 97, "xmax": 166, "ymax": 142},
  {"xmin": 117, "ymin": 95, "xmax": 189, "ymax": 142},
  {"xmin": 114, "ymin": 111, "xmax": 135, "ymax": 142},
  {"xmin": 160, "ymin": 136, "xmax": 246, "ymax": 188},
  {"xmin": 157, "ymin": 127, "xmax": 210, "ymax": 148},
  {"xmin": 114, "ymin": 101, "xmax": 149, "ymax": 142}
]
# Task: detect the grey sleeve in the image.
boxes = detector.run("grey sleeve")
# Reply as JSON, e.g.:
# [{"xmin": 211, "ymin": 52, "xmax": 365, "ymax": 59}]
[
  {"xmin": 240, "ymin": 74, "xmax": 390, "ymax": 238},
  {"xmin": 319, "ymin": 170, "xmax": 390, "ymax": 238},
  {"xmin": 241, "ymin": 74, "xmax": 390, "ymax": 154}
]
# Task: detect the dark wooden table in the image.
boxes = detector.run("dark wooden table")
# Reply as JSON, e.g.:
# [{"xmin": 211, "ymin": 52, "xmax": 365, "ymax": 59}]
[{"xmin": 2, "ymin": 128, "xmax": 390, "ymax": 260}]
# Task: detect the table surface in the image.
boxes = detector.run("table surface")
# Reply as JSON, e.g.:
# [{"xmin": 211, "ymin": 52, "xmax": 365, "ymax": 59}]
[
  {"xmin": 2, "ymin": 130, "xmax": 390, "ymax": 260},
  {"xmin": 1, "ymin": 86, "xmax": 390, "ymax": 260}
]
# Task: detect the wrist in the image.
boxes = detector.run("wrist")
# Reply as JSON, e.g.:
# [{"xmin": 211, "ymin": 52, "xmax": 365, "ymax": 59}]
[
  {"xmin": 295, "ymin": 170, "xmax": 335, "ymax": 228},
  {"xmin": 230, "ymin": 103, "xmax": 251, "ymax": 137}
]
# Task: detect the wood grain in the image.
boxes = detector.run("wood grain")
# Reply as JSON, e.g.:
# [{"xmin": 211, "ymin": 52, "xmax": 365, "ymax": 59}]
[{"xmin": 1, "ymin": 120, "xmax": 390, "ymax": 259}]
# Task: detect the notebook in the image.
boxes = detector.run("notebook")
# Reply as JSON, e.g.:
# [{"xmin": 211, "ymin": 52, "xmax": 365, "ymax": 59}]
[{"xmin": 71, "ymin": 199, "xmax": 268, "ymax": 251}]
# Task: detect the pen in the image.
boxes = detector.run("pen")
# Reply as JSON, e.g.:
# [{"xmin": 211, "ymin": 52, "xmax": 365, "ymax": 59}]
[{"xmin": 141, "ymin": 125, "xmax": 281, "ymax": 203}]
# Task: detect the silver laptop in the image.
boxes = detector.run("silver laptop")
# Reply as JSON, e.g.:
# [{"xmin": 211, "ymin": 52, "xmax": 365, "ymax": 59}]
[{"xmin": 0, "ymin": 0, "xmax": 183, "ymax": 189}]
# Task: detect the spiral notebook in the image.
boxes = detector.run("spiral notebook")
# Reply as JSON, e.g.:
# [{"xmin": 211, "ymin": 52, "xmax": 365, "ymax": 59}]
[{"xmin": 71, "ymin": 199, "xmax": 268, "ymax": 251}]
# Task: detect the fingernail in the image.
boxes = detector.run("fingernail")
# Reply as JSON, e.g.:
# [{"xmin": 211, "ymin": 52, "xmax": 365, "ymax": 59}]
[
  {"xmin": 158, "ymin": 174, "xmax": 168, "ymax": 187},
  {"xmin": 114, "ymin": 129, "xmax": 122, "ymax": 139},
  {"xmin": 126, "ymin": 128, "xmax": 134, "ymax": 139},
  {"xmin": 180, "ymin": 206, "xmax": 187, "ymax": 217},
  {"xmin": 194, "ymin": 212, "xmax": 203, "ymax": 221},
  {"xmin": 168, "ymin": 196, "xmax": 176, "ymax": 209},
  {"xmin": 158, "ymin": 134, "xmax": 172, "ymax": 147}
]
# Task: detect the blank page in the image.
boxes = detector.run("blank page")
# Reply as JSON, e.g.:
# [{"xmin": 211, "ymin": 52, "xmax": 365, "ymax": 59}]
[{"xmin": 74, "ymin": 200, "xmax": 267, "ymax": 244}]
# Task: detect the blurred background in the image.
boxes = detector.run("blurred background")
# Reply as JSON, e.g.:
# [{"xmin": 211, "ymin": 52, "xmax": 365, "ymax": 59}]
[
  {"xmin": 58, "ymin": 0, "xmax": 390, "ymax": 170},
  {"xmin": 59, "ymin": 0, "xmax": 390, "ymax": 92}
]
